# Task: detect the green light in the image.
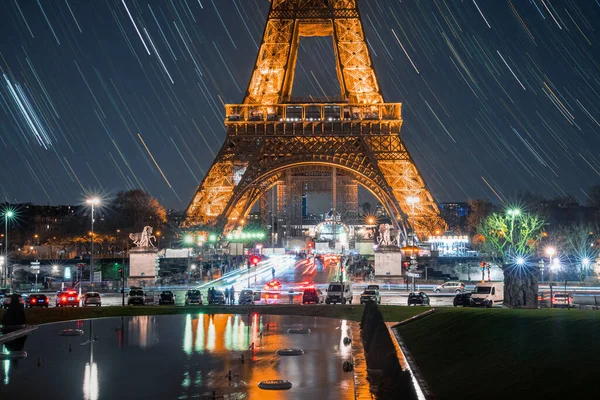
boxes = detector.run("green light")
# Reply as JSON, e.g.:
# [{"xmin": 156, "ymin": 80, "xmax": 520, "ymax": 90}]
[
  {"xmin": 226, "ymin": 234, "xmax": 233, "ymax": 240},
  {"xmin": 5, "ymin": 211, "xmax": 14, "ymax": 218},
  {"xmin": 507, "ymin": 208, "xmax": 521, "ymax": 216},
  {"xmin": 184, "ymin": 235, "xmax": 193, "ymax": 244},
  {"xmin": 209, "ymin": 234, "xmax": 217, "ymax": 242}
]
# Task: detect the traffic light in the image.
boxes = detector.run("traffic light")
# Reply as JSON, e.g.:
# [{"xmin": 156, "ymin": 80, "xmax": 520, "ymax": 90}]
[
  {"xmin": 480, "ymin": 262, "xmax": 485, "ymax": 268},
  {"xmin": 118, "ymin": 268, "xmax": 123, "ymax": 277},
  {"xmin": 250, "ymin": 256, "xmax": 260, "ymax": 266}
]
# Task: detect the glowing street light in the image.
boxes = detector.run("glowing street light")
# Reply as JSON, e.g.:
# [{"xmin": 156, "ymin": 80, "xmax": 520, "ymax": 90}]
[
  {"xmin": 507, "ymin": 208, "xmax": 521, "ymax": 217},
  {"xmin": 582, "ymin": 257, "xmax": 591, "ymax": 267},
  {"xmin": 516, "ymin": 257, "xmax": 525, "ymax": 266},
  {"xmin": 3, "ymin": 210, "xmax": 15, "ymax": 287},
  {"xmin": 545, "ymin": 246, "xmax": 557, "ymax": 303},
  {"xmin": 184, "ymin": 234, "xmax": 193, "ymax": 244},
  {"xmin": 86, "ymin": 197, "xmax": 101, "ymax": 287}
]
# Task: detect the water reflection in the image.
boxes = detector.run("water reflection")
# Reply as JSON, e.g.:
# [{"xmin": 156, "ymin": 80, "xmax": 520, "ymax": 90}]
[
  {"xmin": 128, "ymin": 316, "xmax": 159, "ymax": 349},
  {"xmin": 0, "ymin": 314, "xmax": 354, "ymax": 400}
]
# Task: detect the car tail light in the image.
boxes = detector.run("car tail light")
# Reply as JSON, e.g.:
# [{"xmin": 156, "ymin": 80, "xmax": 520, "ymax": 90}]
[
  {"xmin": 61, "ymin": 296, "xmax": 67, "ymax": 302},
  {"xmin": 31, "ymin": 298, "xmax": 36, "ymax": 303}
]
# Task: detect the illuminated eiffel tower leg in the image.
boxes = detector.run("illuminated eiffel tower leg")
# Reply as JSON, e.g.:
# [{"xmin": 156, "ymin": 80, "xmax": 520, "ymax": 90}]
[{"xmin": 183, "ymin": 0, "xmax": 446, "ymax": 239}]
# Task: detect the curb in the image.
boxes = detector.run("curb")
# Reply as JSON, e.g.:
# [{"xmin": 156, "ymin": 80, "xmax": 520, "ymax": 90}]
[
  {"xmin": 0, "ymin": 325, "xmax": 38, "ymax": 345},
  {"xmin": 385, "ymin": 309, "xmax": 435, "ymax": 399}
]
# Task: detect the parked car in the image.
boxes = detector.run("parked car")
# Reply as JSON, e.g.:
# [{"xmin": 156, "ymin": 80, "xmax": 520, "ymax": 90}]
[
  {"xmin": 552, "ymin": 293, "xmax": 573, "ymax": 308},
  {"xmin": 360, "ymin": 289, "xmax": 381, "ymax": 305},
  {"xmin": 408, "ymin": 292, "xmax": 430, "ymax": 306},
  {"xmin": 471, "ymin": 282, "xmax": 504, "ymax": 308},
  {"xmin": 209, "ymin": 290, "xmax": 226, "ymax": 305},
  {"xmin": 434, "ymin": 281, "xmax": 465, "ymax": 294},
  {"xmin": 184, "ymin": 290, "xmax": 202, "ymax": 306},
  {"xmin": 82, "ymin": 292, "xmax": 102, "ymax": 307},
  {"xmin": 453, "ymin": 292, "xmax": 472, "ymax": 307},
  {"xmin": 26, "ymin": 294, "xmax": 49, "ymax": 308},
  {"xmin": 159, "ymin": 291, "xmax": 176, "ymax": 305},
  {"xmin": 302, "ymin": 287, "xmax": 325, "ymax": 304},
  {"xmin": 238, "ymin": 289, "xmax": 255, "ymax": 305},
  {"xmin": 56, "ymin": 291, "xmax": 81, "ymax": 307},
  {"xmin": 325, "ymin": 282, "xmax": 353, "ymax": 304},
  {"xmin": 128, "ymin": 288, "xmax": 145, "ymax": 305},
  {"xmin": 2, "ymin": 293, "xmax": 24, "ymax": 309}
]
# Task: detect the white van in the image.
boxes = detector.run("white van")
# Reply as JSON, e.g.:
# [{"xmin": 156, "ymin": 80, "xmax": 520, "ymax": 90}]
[
  {"xmin": 325, "ymin": 282, "xmax": 353, "ymax": 304},
  {"xmin": 471, "ymin": 282, "xmax": 504, "ymax": 308}
]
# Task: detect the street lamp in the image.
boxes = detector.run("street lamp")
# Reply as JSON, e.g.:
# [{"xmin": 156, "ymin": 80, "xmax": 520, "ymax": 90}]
[
  {"xmin": 86, "ymin": 198, "xmax": 101, "ymax": 287},
  {"xmin": 507, "ymin": 208, "xmax": 521, "ymax": 217},
  {"xmin": 406, "ymin": 196, "xmax": 420, "ymax": 291},
  {"xmin": 545, "ymin": 246, "xmax": 556, "ymax": 306},
  {"xmin": 516, "ymin": 256, "xmax": 525, "ymax": 266},
  {"xmin": 3, "ymin": 210, "xmax": 14, "ymax": 288}
]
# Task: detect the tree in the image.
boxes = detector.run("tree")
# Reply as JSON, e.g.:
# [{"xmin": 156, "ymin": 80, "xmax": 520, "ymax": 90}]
[
  {"xmin": 478, "ymin": 208, "xmax": 545, "ymax": 308},
  {"xmin": 554, "ymin": 223, "xmax": 599, "ymax": 281},
  {"xmin": 466, "ymin": 200, "xmax": 493, "ymax": 234},
  {"xmin": 588, "ymin": 185, "xmax": 600, "ymax": 209},
  {"xmin": 103, "ymin": 190, "xmax": 167, "ymax": 233}
]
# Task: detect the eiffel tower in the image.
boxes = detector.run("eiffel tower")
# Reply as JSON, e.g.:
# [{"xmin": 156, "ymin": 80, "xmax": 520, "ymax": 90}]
[{"xmin": 183, "ymin": 0, "xmax": 446, "ymax": 241}]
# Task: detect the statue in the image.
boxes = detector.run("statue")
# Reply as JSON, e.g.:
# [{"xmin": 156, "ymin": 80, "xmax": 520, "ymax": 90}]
[
  {"xmin": 378, "ymin": 224, "xmax": 392, "ymax": 246},
  {"xmin": 129, "ymin": 226, "xmax": 156, "ymax": 248}
]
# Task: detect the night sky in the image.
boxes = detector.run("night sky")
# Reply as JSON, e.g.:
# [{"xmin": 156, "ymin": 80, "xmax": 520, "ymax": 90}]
[{"xmin": 0, "ymin": 0, "xmax": 599, "ymax": 211}]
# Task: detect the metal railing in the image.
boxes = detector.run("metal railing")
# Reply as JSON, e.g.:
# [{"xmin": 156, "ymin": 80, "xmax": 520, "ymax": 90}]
[{"xmin": 225, "ymin": 103, "xmax": 402, "ymax": 123}]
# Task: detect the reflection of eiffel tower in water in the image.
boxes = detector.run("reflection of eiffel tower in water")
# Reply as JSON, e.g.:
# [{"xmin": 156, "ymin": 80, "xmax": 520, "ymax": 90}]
[{"xmin": 183, "ymin": 0, "xmax": 446, "ymax": 241}]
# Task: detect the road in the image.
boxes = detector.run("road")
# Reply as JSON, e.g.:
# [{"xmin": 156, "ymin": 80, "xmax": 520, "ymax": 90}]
[{"xmin": 21, "ymin": 254, "xmax": 455, "ymax": 307}]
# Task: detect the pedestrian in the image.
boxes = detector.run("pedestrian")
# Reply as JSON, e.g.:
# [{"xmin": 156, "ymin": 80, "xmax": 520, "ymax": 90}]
[
  {"xmin": 271, "ymin": 267, "xmax": 275, "ymax": 279},
  {"xmin": 230, "ymin": 286, "xmax": 235, "ymax": 305},
  {"xmin": 207, "ymin": 288, "xmax": 213, "ymax": 304},
  {"xmin": 224, "ymin": 287, "xmax": 230, "ymax": 304}
]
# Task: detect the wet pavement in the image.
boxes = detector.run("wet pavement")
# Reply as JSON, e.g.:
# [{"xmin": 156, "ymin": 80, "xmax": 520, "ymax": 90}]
[{"xmin": 0, "ymin": 314, "xmax": 355, "ymax": 399}]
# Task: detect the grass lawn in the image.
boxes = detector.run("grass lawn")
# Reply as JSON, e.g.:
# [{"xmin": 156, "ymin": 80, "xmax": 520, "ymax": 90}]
[
  {"xmin": 396, "ymin": 308, "xmax": 600, "ymax": 400},
  {"xmin": 0, "ymin": 304, "xmax": 424, "ymax": 326}
]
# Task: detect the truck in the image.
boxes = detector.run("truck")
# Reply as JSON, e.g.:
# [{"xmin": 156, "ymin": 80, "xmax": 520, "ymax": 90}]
[{"xmin": 471, "ymin": 281, "xmax": 504, "ymax": 308}]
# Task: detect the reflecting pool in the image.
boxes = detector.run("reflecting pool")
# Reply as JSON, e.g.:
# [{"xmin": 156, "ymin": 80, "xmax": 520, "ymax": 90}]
[{"xmin": 0, "ymin": 314, "xmax": 355, "ymax": 399}]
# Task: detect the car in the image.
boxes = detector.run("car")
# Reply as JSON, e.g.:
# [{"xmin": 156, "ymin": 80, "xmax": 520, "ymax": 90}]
[
  {"xmin": 185, "ymin": 290, "xmax": 202, "ymax": 306},
  {"xmin": 302, "ymin": 287, "xmax": 324, "ymax": 304},
  {"xmin": 159, "ymin": 290, "xmax": 176, "ymax": 305},
  {"xmin": 209, "ymin": 290, "xmax": 226, "ymax": 305},
  {"xmin": 325, "ymin": 282, "xmax": 353, "ymax": 304},
  {"xmin": 453, "ymin": 292, "xmax": 472, "ymax": 307},
  {"xmin": 56, "ymin": 291, "xmax": 81, "ymax": 307},
  {"xmin": 360, "ymin": 289, "xmax": 381, "ymax": 305},
  {"xmin": 238, "ymin": 289, "xmax": 255, "ymax": 305},
  {"xmin": 471, "ymin": 282, "xmax": 504, "ymax": 308},
  {"xmin": 552, "ymin": 293, "xmax": 573, "ymax": 308},
  {"xmin": 367, "ymin": 284, "xmax": 380, "ymax": 291},
  {"xmin": 408, "ymin": 292, "xmax": 430, "ymax": 306},
  {"xmin": 127, "ymin": 288, "xmax": 145, "ymax": 305},
  {"xmin": 434, "ymin": 281, "xmax": 465, "ymax": 294},
  {"xmin": 26, "ymin": 294, "xmax": 49, "ymax": 308},
  {"xmin": 264, "ymin": 280, "xmax": 282, "ymax": 292},
  {"xmin": 82, "ymin": 292, "xmax": 102, "ymax": 307},
  {"xmin": 2, "ymin": 293, "xmax": 24, "ymax": 309}
]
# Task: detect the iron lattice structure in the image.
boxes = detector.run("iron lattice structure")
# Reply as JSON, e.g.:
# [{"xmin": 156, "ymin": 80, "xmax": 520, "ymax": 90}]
[{"xmin": 183, "ymin": 0, "xmax": 446, "ymax": 238}]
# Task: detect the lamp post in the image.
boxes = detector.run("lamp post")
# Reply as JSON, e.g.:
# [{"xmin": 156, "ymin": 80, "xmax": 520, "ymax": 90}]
[
  {"xmin": 86, "ymin": 198, "xmax": 100, "ymax": 286},
  {"xmin": 546, "ymin": 246, "xmax": 556, "ymax": 307},
  {"xmin": 406, "ymin": 196, "xmax": 419, "ymax": 291},
  {"xmin": 3, "ymin": 210, "xmax": 14, "ymax": 288}
]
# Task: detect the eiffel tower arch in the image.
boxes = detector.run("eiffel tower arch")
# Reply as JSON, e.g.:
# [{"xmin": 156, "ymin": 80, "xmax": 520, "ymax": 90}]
[{"xmin": 183, "ymin": 0, "xmax": 446, "ymax": 240}]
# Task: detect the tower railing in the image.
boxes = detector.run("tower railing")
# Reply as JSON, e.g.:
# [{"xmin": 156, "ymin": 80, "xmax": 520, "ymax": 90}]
[{"xmin": 225, "ymin": 103, "xmax": 402, "ymax": 124}]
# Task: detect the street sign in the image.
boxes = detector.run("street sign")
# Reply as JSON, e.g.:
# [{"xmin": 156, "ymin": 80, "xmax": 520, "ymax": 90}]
[
  {"xmin": 406, "ymin": 272, "xmax": 421, "ymax": 278},
  {"xmin": 30, "ymin": 261, "xmax": 40, "ymax": 271}
]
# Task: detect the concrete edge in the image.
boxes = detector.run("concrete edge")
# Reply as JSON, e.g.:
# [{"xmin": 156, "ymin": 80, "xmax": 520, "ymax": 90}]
[
  {"xmin": 0, "ymin": 325, "xmax": 38, "ymax": 345},
  {"xmin": 349, "ymin": 321, "xmax": 374, "ymax": 400},
  {"xmin": 396, "ymin": 307, "xmax": 435, "ymax": 327},
  {"xmin": 386, "ymin": 313, "xmax": 436, "ymax": 399}
]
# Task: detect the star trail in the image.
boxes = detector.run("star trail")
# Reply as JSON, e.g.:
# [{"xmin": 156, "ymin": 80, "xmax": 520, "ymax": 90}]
[{"xmin": 0, "ymin": 0, "xmax": 598, "ymax": 209}]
